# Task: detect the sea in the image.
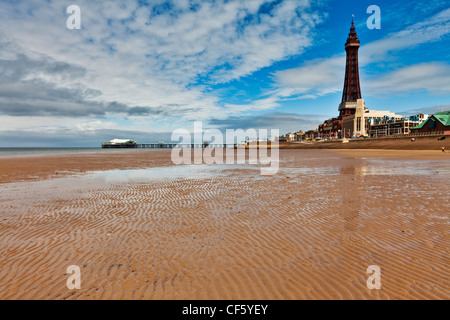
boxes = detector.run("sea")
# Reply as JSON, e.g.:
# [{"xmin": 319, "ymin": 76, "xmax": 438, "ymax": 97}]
[{"xmin": 0, "ymin": 147, "xmax": 153, "ymax": 158}]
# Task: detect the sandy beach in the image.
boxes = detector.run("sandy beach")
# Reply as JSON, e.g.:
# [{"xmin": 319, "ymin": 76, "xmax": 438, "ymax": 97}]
[
  {"xmin": 280, "ymin": 135, "xmax": 450, "ymax": 150},
  {"xmin": 0, "ymin": 149, "xmax": 448, "ymax": 300}
]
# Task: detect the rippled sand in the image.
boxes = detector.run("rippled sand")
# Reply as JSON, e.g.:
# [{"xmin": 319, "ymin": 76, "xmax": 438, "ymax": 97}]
[{"xmin": 0, "ymin": 150, "xmax": 448, "ymax": 299}]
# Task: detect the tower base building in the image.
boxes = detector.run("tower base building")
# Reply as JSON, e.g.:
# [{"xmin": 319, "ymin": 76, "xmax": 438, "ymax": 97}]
[{"xmin": 341, "ymin": 99, "xmax": 403, "ymax": 137}]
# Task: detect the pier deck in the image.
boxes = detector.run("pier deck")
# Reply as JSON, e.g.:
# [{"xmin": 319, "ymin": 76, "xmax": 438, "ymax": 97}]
[{"xmin": 102, "ymin": 143, "xmax": 237, "ymax": 149}]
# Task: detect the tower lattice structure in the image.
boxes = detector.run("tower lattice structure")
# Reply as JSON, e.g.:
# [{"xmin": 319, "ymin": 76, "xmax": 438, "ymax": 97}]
[{"xmin": 339, "ymin": 20, "xmax": 362, "ymax": 118}]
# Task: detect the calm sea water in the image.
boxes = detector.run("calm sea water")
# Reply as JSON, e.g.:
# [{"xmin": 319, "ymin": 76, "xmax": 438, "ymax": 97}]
[{"xmin": 0, "ymin": 148, "xmax": 156, "ymax": 158}]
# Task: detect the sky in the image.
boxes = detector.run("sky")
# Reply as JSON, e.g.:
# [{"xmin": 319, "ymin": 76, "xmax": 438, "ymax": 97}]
[{"xmin": 0, "ymin": 0, "xmax": 449, "ymax": 147}]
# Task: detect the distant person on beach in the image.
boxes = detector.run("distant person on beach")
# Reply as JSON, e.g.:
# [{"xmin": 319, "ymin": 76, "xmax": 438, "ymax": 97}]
[{"xmin": 442, "ymin": 147, "xmax": 445, "ymax": 153}]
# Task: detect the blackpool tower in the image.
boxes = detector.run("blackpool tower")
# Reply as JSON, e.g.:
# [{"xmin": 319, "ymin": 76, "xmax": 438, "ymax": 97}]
[{"xmin": 339, "ymin": 20, "xmax": 363, "ymax": 118}]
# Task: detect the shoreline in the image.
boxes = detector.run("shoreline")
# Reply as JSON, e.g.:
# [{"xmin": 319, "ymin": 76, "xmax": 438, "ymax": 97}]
[
  {"xmin": 1, "ymin": 148, "xmax": 449, "ymax": 184},
  {"xmin": 0, "ymin": 147, "xmax": 161, "ymax": 159}
]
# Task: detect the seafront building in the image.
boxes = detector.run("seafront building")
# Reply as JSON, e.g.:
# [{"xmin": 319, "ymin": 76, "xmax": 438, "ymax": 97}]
[
  {"xmin": 369, "ymin": 113, "xmax": 430, "ymax": 138},
  {"xmin": 304, "ymin": 130, "xmax": 319, "ymax": 140},
  {"xmin": 411, "ymin": 111, "xmax": 450, "ymax": 134},
  {"xmin": 342, "ymin": 99, "xmax": 397, "ymax": 137},
  {"xmin": 286, "ymin": 133, "xmax": 296, "ymax": 142}
]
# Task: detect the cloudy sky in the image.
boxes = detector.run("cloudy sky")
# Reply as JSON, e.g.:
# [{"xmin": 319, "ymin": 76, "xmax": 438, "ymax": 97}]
[{"xmin": 0, "ymin": 0, "xmax": 449, "ymax": 147}]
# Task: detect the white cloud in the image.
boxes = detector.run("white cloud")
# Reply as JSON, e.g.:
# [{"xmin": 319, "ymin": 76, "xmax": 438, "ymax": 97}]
[
  {"xmin": 75, "ymin": 121, "xmax": 119, "ymax": 132},
  {"xmin": 274, "ymin": 56, "xmax": 345, "ymax": 96},
  {"xmin": 223, "ymin": 95, "xmax": 281, "ymax": 114},
  {"xmin": 365, "ymin": 62, "xmax": 450, "ymax": 95},
  {"xmin": 0, "ymin": 0, "xmax": 326, "ymax": 142},
  {"xmin": 209, "ymin": 112, "xmax": 326, "ymax": 133}
]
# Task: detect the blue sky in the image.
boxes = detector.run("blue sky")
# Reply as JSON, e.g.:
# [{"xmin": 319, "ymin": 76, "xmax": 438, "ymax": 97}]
[{"xmin": 0, "ymin": 0, "xmax": 449, "ymax": 146}]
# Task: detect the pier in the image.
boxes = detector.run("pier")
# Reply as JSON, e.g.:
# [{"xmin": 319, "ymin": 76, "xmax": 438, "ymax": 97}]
[{"xmin": 102, "ymin": 142, "xmax": 238, "ymax": 149}]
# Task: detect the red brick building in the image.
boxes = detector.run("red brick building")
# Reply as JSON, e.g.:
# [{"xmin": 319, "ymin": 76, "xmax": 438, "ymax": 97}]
[
  {"xmin": 305, "ymin": 130, "xmax": 319, "ymax": 139},
  {"xmin": 318, "ymin": 117, "xmax": 341, "ymax": 138}
]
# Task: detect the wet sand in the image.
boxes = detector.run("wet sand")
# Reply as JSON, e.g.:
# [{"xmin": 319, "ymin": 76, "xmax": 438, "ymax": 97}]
[
  {"xmin": 0, "ymin": 149, "xmax": 448, "ymax": 299},
  {"xmin": 333, "ymin": 149, "xmax": 450, "ymax": 160},
  {"xmin": 0, "ymin": 150, "xmax": 174, "ymax": 184}
]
